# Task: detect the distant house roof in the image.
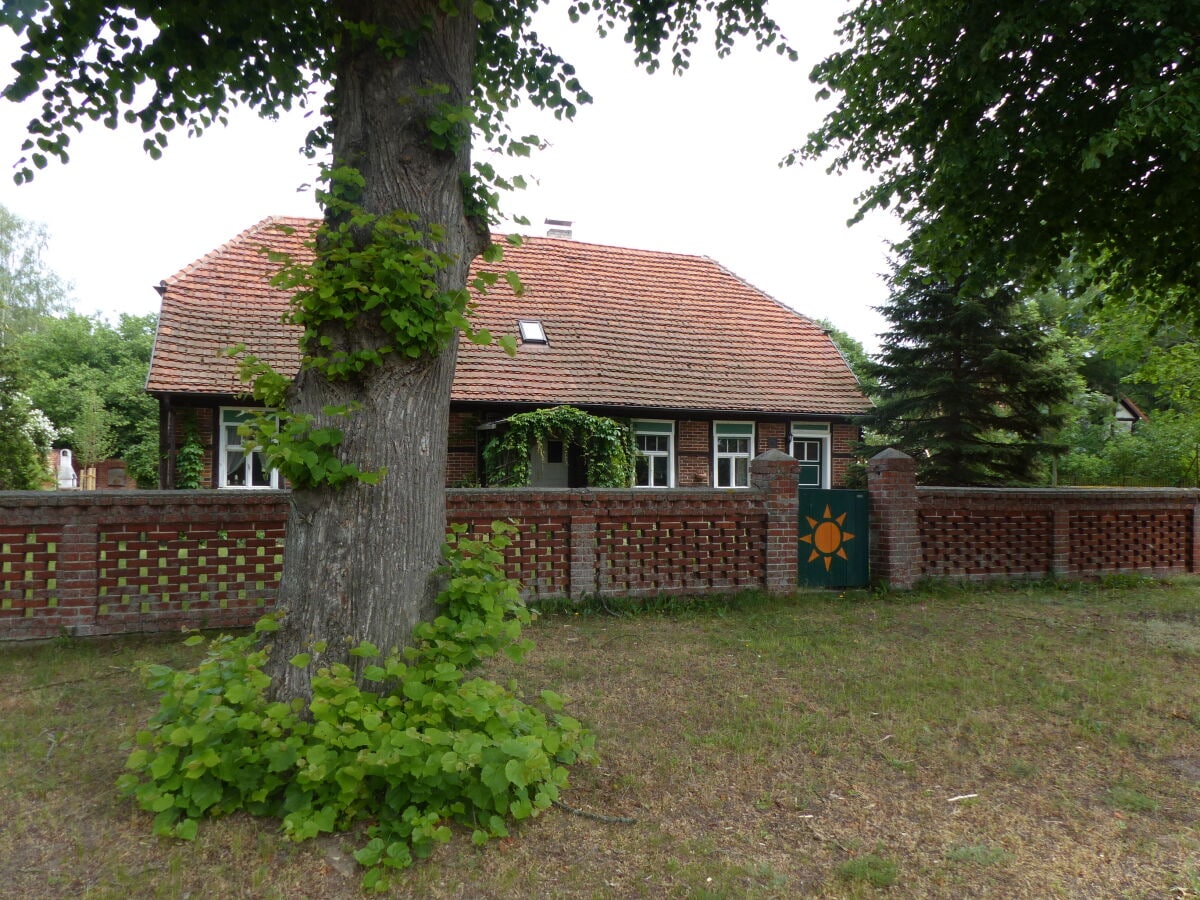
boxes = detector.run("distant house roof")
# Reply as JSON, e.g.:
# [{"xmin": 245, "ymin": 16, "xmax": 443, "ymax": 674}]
[
  {"xmin": 1116, "ymin": 395, "xmax": 1149, "ymax": 424},
  {"xmin": 147, "ymin": 216, "xmax": 869, "ymax": 417}
]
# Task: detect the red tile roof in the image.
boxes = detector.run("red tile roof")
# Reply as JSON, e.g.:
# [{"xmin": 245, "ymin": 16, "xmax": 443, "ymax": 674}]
[{"xmin": 147, "ymin": 216, "xmax": 869, "ymax": 416}]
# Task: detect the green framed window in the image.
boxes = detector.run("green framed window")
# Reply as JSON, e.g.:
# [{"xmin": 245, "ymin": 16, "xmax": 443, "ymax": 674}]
[
  {"xmin": 714, "ymin": 421, "xmax": 754, "ymax": 488},
  {"xmin": 633, "ymin": 420, "xmax": 674, "ymax": 488}
]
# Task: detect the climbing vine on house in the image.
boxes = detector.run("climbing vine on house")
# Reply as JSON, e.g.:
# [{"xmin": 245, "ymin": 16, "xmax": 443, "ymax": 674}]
[
  {"xmin": 174, "ymin": 413, "xmax": 205, "ymax": 490},
  {"xmin": 482, "ymin": 406, "xmax": 637, "ymax": 488}
]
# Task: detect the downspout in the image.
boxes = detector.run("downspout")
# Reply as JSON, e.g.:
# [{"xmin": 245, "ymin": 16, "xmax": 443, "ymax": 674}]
[{"xmin": 161, "ymin": 395, "xmax": 176, "ymax": 489}]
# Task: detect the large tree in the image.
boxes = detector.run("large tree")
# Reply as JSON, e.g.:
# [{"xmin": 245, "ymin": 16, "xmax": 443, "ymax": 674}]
[
  {"xmin": 801, "ymin": 1, "xmax": 1200, "ymax": 310},
  {"xmin": 868, "ymin": 254, "xmax": 1078, "ymax": 485},
  {"xmin": 2, "ymin": 2, "xmax": 792, "ymax": 700}
]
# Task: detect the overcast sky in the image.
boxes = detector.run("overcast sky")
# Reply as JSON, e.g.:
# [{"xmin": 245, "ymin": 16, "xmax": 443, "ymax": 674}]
[{"xmin": 0, "ymin": 2, "xmax": 900, "ymax": 350}]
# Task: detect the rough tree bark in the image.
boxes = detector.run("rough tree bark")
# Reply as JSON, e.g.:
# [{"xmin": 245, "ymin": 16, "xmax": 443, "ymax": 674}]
[{"xmin": 264, "ymin": 0, "xmax": 488, "ymax": 702}]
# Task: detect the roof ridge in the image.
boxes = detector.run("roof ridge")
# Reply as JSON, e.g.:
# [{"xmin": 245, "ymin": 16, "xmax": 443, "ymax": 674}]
[
  {"xmin": 161, "ymin": 215, "xmax": 309, "ymax": 288},
  {"xmin": 507, "ymin": 232, "xmax": 718, "ymax": 263}
]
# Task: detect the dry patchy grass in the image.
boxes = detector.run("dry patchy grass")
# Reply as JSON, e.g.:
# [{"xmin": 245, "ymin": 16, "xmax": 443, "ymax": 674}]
[{"xmin": 3, "ymin": 579, "xmax": 1200, "ymax": 897}]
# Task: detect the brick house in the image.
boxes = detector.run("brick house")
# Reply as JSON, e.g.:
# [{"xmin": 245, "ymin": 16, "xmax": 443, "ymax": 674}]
[{"xmin": 146, "ymin": 217, "xmax": 869, "ymax": 490}]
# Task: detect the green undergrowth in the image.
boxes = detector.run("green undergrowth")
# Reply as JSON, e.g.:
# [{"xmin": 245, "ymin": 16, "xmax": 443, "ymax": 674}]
[{"xmin": 118, "ymin": 522, "xmax": 595, "ymax": 892}]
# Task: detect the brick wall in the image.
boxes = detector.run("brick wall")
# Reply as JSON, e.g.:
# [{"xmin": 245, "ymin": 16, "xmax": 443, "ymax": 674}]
[
  {"xmin": 1, "ymin": 491, "xmax": 286, "ymax": 639},
  {"xmin": 0, "ymin": 454, "xmax": 799, "ymax": 640},
  {"xmin": 831, "ymin": 423, "xmax": 859, "ymax": 487},
  {"xmin": 868, "ymin": 448, "xmax": 1200, "ymax": 587},
  {"xmin": 675, "ymin": 419, "xmax": 711, "ymax": 486}
]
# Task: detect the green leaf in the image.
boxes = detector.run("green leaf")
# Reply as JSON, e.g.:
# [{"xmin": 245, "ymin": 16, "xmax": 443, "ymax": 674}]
[
  {"xmin": 504, "ymin": 757, "xmax": 527, "ymax": 788},
  {"xmin": 175, "ymin": 818, "xmax": 199, "ymax": 841},
  {"xmin": 289, "ymin": 652, "xmax": 311, "ymax": 668}
]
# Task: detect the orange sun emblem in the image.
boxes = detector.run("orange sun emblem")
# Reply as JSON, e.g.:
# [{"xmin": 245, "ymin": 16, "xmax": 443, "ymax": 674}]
[{"xmin": 800, "ymin": 505, "xmax": 856, "ymax": 571}]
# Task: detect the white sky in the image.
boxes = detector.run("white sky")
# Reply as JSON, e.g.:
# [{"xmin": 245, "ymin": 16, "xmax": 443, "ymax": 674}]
[{"xmin": 0, "ymin": 2, "xmax": 899, "ymax": 350}]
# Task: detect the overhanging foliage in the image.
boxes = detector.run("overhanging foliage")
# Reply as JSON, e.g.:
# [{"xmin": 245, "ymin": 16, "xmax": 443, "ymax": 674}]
[{"xmin": 802, "ymin": 1, "xmax": 1200, "ymax": 308}]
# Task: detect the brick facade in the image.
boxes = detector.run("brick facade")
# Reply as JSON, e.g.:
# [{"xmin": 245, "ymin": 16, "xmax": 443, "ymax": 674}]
[
  {"xmin": 163, "ymin": 402, "xmax": 859, "ymax": 492},
  {"xmin": 868, "ymin": 448, "xmax": 1200, "ymax": 587},
  {"xmin": 0, "ymin": 454, "xmax": 800, "ymax": 640}
]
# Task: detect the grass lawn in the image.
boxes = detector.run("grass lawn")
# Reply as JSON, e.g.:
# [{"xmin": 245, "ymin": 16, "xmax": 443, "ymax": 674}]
[{"xmin": 2, "ymin": 578, "xmax": 1199, "ymax": 898}]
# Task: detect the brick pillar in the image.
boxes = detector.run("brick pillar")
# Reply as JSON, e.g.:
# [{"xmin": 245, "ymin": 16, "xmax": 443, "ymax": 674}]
[
  {"xmin": 1051, "ymin": 507, "xmax": 1072, "ymax": 578},
  {"xmin": 1192, "ymin": 503, "xmax": 1200, "ymax": 574},
  {"xmin": 867, "ymin": 448, "xmax": 918, "ymax": 589},
  {"xmin": 569, "ymin": 492, "xmax": 598, "ymax": 601},
  {"xmin": 751, "ymin": 450, "xmax": 800, "ymax": 594},
  {"xmin": 56, "ymin": 522, "xmax": 99, "ymax": 635}
]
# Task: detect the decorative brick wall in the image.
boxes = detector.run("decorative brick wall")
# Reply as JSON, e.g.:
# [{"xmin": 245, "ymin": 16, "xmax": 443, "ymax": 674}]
[
  {"xmin": 0, "ymin": 455, "xmax": 799, "ymax": 640},
  {"xmin": 1, "ymin": 491, "xmax": 287, "ymax": 640},
  {"xmin": 445, "ymin": 486, "xmax": 776, "ymax": 598},
  {"xmin": 868, "ymin": 448, "xmax": 1200, "ymax": 586}
]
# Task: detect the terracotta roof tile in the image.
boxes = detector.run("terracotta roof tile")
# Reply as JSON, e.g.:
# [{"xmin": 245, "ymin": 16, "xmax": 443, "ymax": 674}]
[{"xmin": 147, "ymin": 217, "xmax": 869, "ymax": 416}]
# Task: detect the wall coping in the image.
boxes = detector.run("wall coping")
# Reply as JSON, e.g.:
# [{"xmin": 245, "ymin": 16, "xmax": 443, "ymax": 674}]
[
  {"xmin": 918, "ymin": 486, "xmax": 1200, "ymax": 501},
  {"xmin": 0, "ymin": 489, "xmax": 285, "ymax": 510},
  {"xmin": 1, "ymin": 486, "xmax": 769, "ymax": 506}
]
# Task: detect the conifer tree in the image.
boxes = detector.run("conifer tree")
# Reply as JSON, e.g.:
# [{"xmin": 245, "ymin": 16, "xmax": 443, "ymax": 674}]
[{"xmin": 868, "ymin": 255, "xmax": 1076, "ymax": 485}]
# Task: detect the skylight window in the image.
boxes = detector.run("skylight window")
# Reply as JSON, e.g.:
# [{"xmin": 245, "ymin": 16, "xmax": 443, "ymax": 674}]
[{"xmin": 518, "ymin": 320, "xmax": 547, "ymax": 344}]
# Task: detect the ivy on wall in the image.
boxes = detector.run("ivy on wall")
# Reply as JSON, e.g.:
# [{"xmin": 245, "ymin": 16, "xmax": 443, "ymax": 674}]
[
  {"xmin": 174, "ymin": 412, "xmax": 205, "ymax": 490},
  {"xmin": 482, "ymin": 406, "xmax": 636, "ymax": 488}
]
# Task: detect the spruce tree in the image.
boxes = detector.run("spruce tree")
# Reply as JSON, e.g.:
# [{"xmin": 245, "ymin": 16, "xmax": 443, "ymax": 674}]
[{"xmin": 869, "ymin": 256, "xmax": 1076, "ymax": 485}]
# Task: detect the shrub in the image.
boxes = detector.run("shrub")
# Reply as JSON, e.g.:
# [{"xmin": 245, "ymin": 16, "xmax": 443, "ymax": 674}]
[{"xmin": 119, "ymin": 522, "xmax": 596, "ymax": 891}]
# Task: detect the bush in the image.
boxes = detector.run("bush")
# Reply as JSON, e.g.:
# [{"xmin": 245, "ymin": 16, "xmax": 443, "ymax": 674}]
[{"xmin": 119, "ymin": 522, "xmax": 595, "ymax": 891}]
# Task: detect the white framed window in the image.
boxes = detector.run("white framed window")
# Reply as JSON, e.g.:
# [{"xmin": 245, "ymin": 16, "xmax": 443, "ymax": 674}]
[
  {"xmin": 633, "ymin": 420, "xmax": 674, "ymax": 488},
  {"xmin": 218, "ymin": 407, "xmax": 279, "ymax": 489},
  {"xmin": 791, "ymin": 423, "xmax": 831, "ymax": 489},
  {"xmin": 713, "ymin": 421, "xmax": 754, "ymax": 488}
]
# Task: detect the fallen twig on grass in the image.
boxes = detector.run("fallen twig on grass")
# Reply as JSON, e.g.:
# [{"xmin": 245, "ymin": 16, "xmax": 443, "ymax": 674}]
[
  {"xmin": 801, "ymin": 817, "xmax": 853, "ymax": 854},
  {"xmin": 552, "ymin": 799, "xmax": 637, "ymax": 825},
  {"xmin": 11, "ymin": 667, "xmax": 131, "ymax": 694}
]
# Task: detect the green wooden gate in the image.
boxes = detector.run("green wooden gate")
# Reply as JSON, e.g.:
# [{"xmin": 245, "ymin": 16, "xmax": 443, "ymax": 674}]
[{"xmin": 798, "ymin": 489, "xmax": 870, "ymax": 588}]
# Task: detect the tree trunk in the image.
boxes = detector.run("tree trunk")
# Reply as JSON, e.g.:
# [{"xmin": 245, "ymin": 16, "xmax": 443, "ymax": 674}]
[{"xmin": 265, "ymin": 0, "xmax": 487, "ymax": 702}]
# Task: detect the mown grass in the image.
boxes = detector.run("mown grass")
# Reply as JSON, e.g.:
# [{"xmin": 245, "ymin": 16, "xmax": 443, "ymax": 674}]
[{"xmin": 3, "ymin": 578, "xmax": 1200, "ymax": 897}]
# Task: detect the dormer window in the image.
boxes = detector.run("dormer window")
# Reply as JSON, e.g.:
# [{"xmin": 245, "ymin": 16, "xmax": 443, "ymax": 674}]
[{"xmin": 518, "ymin": 319, "xmax": 547, "ymax": 344}]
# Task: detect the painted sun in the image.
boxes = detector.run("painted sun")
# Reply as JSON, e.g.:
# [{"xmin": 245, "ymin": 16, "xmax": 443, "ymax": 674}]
[{"xmin": 800, "ymin": 505, "xmax": 856, "ymax": 571}]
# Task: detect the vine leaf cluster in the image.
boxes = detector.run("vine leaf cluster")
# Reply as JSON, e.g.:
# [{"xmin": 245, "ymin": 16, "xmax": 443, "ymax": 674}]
[
  {"xmin": 482, "ymin": 405, "xmax": 637, "ymax": 488},
  {"xmin": 119, "ymin": 523, "xmax": 596, "ymax": 892}
]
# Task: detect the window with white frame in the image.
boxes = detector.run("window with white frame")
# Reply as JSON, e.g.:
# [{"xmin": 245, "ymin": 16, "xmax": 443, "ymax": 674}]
[
  {"xmin": 218, "ymin": 407, "xmax": 278, "ymax": 488},
  {"xmin": 790, "ymin": 423, "xmax": 830, "ymax": 488},
  {"xmin": 713, "ymin": 421, "xmax": 754, "ymax": 488},
  {"xmin": 633, "ymin": 420, "xmax": 674, "ymax": 488}
]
